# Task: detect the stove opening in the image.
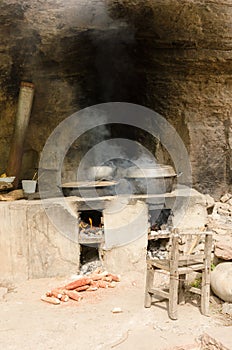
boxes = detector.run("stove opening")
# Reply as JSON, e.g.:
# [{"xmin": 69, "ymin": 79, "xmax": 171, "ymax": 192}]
[
  {"xmin": 79, "ymin": 210, "xmax": 104, "ymax": 243},
  {"xmin": 149, "ymin": 208, "xmax": 172, "ymax": 231},
  {"xmin": 80, "ymin": 245, "xmax": 102, "ymax": 275},
  {"xmin": 147, "ymin": 208, "xmax": 172, "ymax": 260},
  {"xmin": 79, "ymin": 210, "xmax": 103, "ymax": 228},
  {"xmin": 79, "ymin": 210, "xmax": 104, "ymax": 274}
]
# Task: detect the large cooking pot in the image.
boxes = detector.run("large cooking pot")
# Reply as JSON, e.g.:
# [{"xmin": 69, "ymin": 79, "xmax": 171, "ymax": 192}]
[{"xmin": 123, "ymin": 165, "xmax": 177, "ymax": 194}]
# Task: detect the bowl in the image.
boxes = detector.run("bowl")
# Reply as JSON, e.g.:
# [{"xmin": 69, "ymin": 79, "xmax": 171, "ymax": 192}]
[
  {"xmin": 0, "ymin": 176, "xmax": 15, "ymax": 183},
  {"xmin": 88, "ymin": 166, "xmax": 116, "ymax": 180}
]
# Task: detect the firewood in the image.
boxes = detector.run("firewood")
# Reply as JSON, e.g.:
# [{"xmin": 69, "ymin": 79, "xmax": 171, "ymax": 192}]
[
  {"xmin": 51, "ymin": 291, "xmax": 63, "ymax": 299},
  {"xmin": 103, "ymin": 276, "xmax": 113, "ymax": 282},
  {"xmin": 91, "ymin": 280, "xmax": 108, "ymax": 289},
  {"xmin": 89, "ymin": 271, "xmax": 108, "ymax": 281},
  {"xmin": 107, "ymin": 273, "xmax": 121, "ymax": 282},
  {"xmin": 108, "ymin": 282, "xmax": 117, "ymax": 288},
  {"xmin": 41, "ymin": 295, "xmax": 61, "ymax": 305},
  {"xmin": 0, "ymin": 189, "xmax": 24, "ymax": 201},
  {"xmin": 64, "ymin": 290, "xmax": 83, "ymax": 301},
  {"xmin": 86, "ymin": 286, "xmax": 98, "ymax": 291},
  {"xmin": 60, "ymin": 295, "xmax": 69, "ymax": 302},
  {"xmin": 75, "ymin": 285, "xmax": 90, "ymax": 292},
  {"xmin": 64, "ymin": 277, "xmax": 91, "ymax": 290},
  {"xmin": 98, "ymin": 280, "xmax": 109, "ymax": 288}
]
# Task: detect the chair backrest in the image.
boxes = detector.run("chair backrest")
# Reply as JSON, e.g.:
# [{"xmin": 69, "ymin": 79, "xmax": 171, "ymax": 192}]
[{"xmin": 169, "ymin": 230, "xmax": 213, "ymax": 266}]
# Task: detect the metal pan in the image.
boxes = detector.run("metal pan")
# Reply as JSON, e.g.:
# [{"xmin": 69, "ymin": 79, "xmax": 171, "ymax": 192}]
[{"xmin": 60, "ymin": 181, "xmax": 118, "ymax": 197}]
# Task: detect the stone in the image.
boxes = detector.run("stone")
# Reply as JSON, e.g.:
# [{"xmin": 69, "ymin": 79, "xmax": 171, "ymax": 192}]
[
  {"xmin": 211, "ymin": 262, "xmax": 232, "ymax": 302},
  {"xmin": 0, "ymin": 199, "xmax": 80, "ymax": 283},
  {"xmin": 217, "ymin": 208, "xmax": 231, "ymax": 217},
  {"xmin": 217, "ymin": 203, "xmax": 231, "ymax": 211},
  {"xmin": 220, "ymin": 193, "xmax": 232, "ymax": 203},
  {"xmin": 0, "ymin": 287, "xmax": 8, "ymax": 300},
  {"xmin": 167, "ymin": 187, "xmax": 208, "ymax": 230},
  {"xmin": 222, "ymin": 302, "xmax": 232, "ymax": 316},
  {"xmin": 205, "ymin": 194, "xmax": 215, "ymax": 209},
  {"xmin": 214, "ymin": 242, "xmax": 232, "ymax": 260},
  {"xmin": 200, "ymin": 327, "xmax": 232, "ymax": 350}
]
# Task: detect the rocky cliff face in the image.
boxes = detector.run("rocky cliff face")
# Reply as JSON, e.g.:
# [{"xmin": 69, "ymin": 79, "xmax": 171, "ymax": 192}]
[{"xmin": 0, "ymin": 0, "xmax": 231, "ymax": 197}]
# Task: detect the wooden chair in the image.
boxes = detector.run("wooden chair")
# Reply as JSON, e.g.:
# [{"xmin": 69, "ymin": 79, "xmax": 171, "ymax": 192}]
[{"xmin": 144, "ymin": 231, "xmax": 213, "ymax": 320}]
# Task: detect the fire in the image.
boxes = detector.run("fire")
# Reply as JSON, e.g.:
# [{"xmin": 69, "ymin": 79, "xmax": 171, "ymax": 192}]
[{"xmin": 89, "ymin": 217, "xmax": 93, "ymax": 228}]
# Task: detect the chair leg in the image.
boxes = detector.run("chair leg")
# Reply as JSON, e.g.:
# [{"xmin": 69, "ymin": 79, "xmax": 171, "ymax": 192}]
[
  {"xmin": 144, "ymin": 266, "xmax": 154, "ymax": 308},
  {"xmin": 178, "ymin": 274, "xmax": 186, "ymax": 305},
  {"xmin": 201, "ymin": 233, "xmax": 212, "ymax": 316},
  {"xmin": 201, "ymin": 277, "xmax": 210, "ymax": 316},
  {"xmin": 169, "ymin": 274, "xmax": 179, "ymax": 320}
]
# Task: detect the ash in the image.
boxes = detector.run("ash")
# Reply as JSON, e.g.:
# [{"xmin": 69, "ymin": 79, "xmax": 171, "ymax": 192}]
[
  {"xmin": 147, "ymin": 238, "xmax": 169, "ymax": 260},
  {"xmin": 80, "ymin": 260, "xmax": 103, "ymax": 275}
]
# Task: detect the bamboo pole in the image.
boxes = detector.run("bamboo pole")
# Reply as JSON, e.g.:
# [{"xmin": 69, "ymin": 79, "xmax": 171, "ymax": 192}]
[{"xmin": 6, "ymin": 82, "xmax": 35, "ymax": 188}]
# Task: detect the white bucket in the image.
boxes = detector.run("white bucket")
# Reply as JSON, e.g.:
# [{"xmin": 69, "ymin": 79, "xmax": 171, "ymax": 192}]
[{"xmin": 22, "ymin": 180, "xmax": 37, "ymax": 194}]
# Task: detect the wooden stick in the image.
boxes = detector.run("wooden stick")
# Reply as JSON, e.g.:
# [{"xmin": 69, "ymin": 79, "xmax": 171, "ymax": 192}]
[{"xmin": 6, "ymin": 82, "xmax": 35, "ymax": 188}]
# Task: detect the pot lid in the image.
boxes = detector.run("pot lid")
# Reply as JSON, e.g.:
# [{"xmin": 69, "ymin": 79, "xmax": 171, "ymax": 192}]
[{"xmin": 124, "ymin": 165, "xmax": 176, "ymax": 178}]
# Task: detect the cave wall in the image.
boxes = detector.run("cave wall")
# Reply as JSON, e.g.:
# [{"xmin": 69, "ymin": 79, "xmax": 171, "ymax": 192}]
[
  {"xmin": 0, "ymin": 0, "xmax": 231, "ymax": 198},
  {"xmin": 108, "ymin": 0, "xmax": 232, "ymax": 198}
]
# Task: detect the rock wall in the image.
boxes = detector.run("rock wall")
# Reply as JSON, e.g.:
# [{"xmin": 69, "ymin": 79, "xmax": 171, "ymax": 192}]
[{"xmin": 0, "ymin": 0, "xmax": 231, "ymax": 197}]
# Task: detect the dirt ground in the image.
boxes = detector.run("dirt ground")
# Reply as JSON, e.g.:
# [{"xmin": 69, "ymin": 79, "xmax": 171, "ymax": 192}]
[{"xmin": 0, "ymin": 271, "xmax": 231, "ymax": 350}]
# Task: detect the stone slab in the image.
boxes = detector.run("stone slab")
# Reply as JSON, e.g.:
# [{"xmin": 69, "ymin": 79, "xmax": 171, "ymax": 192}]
[{"xmin": 0, "ymin": 199, "xmax": 80, "ymax": 283}]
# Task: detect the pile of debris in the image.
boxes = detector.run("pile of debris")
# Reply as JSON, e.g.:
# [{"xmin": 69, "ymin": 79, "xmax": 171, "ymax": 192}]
[
  {"xmin": 147, "ymin": 233, "xmax": 170, "ymax": 260},
  {"xmin": 207, "ymin": 193, "xmax": 232, "ymax": 261},
  {"xmin": 41, "ymin": 269, "xmax": 120, "ymax": 305}
]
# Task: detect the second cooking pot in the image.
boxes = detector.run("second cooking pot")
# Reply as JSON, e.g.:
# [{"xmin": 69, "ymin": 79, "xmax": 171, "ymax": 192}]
[{"xmin": 123, "ymin": 165, "xmax": 177, "ymax": 194}]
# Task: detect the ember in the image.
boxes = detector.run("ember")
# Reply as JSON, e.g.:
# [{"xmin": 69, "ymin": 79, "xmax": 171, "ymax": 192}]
[{"xmin": 79, "ymin": 211, "xmax": 104, "ymax": 242}]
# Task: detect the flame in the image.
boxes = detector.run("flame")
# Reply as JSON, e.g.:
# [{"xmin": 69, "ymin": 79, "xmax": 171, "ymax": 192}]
[{"xmin": 89, "ymin": 217, "xmax": 93, "ymax": 228}]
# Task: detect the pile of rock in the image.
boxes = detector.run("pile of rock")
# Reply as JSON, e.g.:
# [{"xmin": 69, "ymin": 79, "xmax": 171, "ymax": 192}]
[
  {"xmin": 207, "ymin": 193, "xmax": 232, "ymax": 261},
  {"xmin": 205, "ymin": 193, "xmax": 232, "ymax": 309}
]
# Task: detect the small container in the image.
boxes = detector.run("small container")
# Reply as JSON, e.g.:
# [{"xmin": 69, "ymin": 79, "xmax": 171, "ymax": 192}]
[
  {"xmin": 22, "ymin": 180, "xmax": 37, "ymax": 194},
  {"xmin": 0, "ymin": 177, "xmax": 15, "ymax": 183}
]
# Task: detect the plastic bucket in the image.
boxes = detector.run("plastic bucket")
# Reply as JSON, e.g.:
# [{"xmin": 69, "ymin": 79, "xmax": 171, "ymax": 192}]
[{"xmin": 22, "ymin": 180, "xmax": 37, "ymax": 194}]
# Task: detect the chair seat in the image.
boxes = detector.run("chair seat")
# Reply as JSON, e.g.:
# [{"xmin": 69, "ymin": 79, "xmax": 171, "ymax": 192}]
[{"xmin": 148, "ymin": 259, "xmax": 205, "ymax": 273}]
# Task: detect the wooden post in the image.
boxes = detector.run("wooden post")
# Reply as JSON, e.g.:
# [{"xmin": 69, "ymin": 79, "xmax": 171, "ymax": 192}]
[
  {"xmin": 6, "ymin": 82, "xmax": 35, "ymax": 188},
  {"xmin": 201, "ymin": 232, "xmax": 213, "ymax": 316}
]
